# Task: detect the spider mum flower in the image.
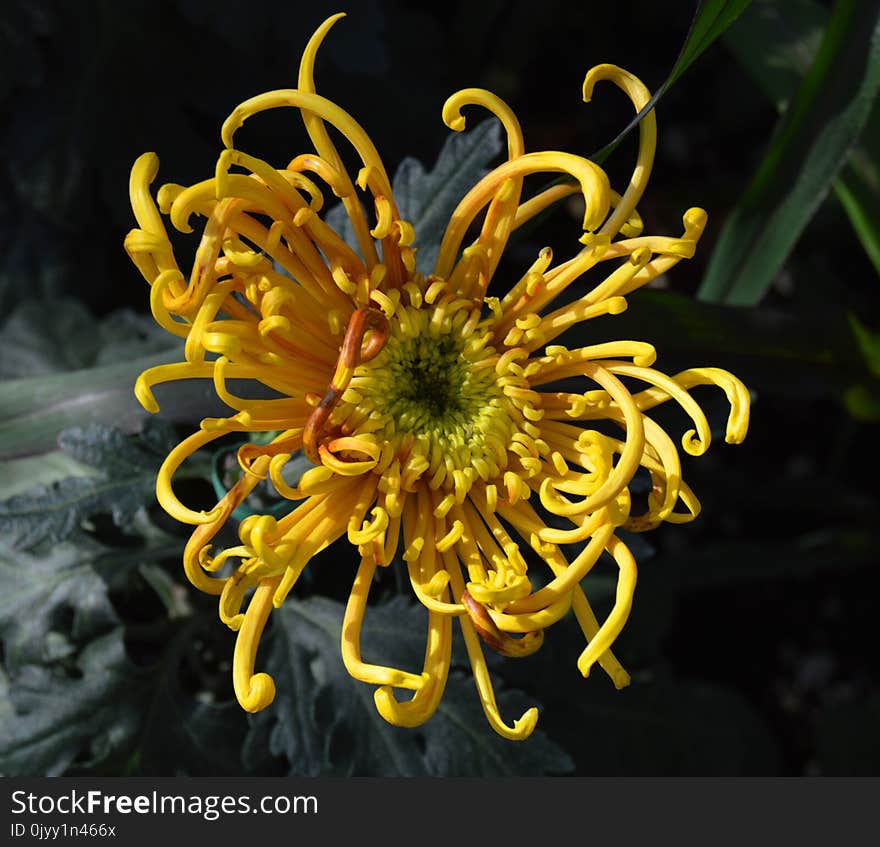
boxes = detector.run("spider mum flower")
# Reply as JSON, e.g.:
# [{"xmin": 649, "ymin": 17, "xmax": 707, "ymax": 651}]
[{"xmin": 124, "ymin": 13, "xmax": 750, "ymax": 741}]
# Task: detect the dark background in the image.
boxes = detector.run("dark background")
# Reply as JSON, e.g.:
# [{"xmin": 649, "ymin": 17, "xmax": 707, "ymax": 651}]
[{"xmin": 1, "ymin": 0, "xmax": 877, "ymax": 776}]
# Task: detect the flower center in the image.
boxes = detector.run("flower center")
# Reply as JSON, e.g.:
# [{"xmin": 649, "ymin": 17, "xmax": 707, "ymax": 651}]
[
  {"xmin": 328, "ymin": 295, "xmax": 537, "ymax": 498},
  {"xmin": 378, "ymin": 333, "xmax": 497, "ymax": 434}
]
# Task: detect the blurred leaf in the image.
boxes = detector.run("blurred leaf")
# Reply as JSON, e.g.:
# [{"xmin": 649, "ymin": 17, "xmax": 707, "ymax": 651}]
[
  {"xmin": 0, "ymin": 2, "xmax": 52, "ymax": 101},
  {"xmin": 0, "ymin": 348, "xmax": 235, "ymax": 460},
  {"xmin": 0, "ymin": 419, "xmax": 175, "ymax": 549},
  {"xmin": 698, "ymin": 0, "xmax": 880, "ymax": 305},
  {"xmin": 698, "ymin": 461, "xmax": 879, "ymax": 527},
  {"xmin": 0, "ymin": 450, "xmax": 96, "ymax": 499},
  {"xmin": 814, "ymin": 694, "xmax": 880, "ymax": 775},
  {"xmin": 834, "ymin": 148, "xmax": 880, "ymax": 277},
  {"xmin": 593, "ymin": 0, "xmax": 753, "ymax": 163},
  {"xmin": 0, "ymin": 630, "xmax": 142, "ymax": 776},
  {"xmin": 0, "ymin": 299, "xmax": 107, "ymax": 378},
  {"xmin": 842, "ymin": 382, "xmax": 880, "ymax": 421},
  {"xmin": 848, "ymin": 312, "xmax": 880, "ymax": 377},
  {"xmin": 723, "ymin": 0, "xmax": 826, "ymax": 109},
  {"xmin": 843, "ymin": 311, "xmax": 880, "ymax": 418},
  {"xmin": 574, "ymin": 673, "xmax": 781, "ymax": 775},
  {"xmin": 0, "ymin": 540, "xmax": 120, "ymax": 672},
  {"xmin": 0, "ymin": 298, "xmax": 173, "ymax": 380},
  {"xmin": 724, "ymin": 0, "xmax": 880, "ymax": 279},
  {"xmin": 244, "ymin": 595, "xmax": 572, "ymax": 776},
  {"xmin": 562, "ymin": 290, "xmax": 872, "ymax": 399},
  {"xmin": 677, "ymin": 529, "xmax": 879, "ymax": 590}
]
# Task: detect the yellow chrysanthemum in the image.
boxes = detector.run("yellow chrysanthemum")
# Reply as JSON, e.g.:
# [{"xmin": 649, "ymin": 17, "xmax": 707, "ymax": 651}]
[{"xmin": 124, "ymin": 13, "xmax": 749, "ymax": 741}]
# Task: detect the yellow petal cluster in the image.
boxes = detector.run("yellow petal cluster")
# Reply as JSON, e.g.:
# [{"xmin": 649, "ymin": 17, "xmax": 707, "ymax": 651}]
[{"xmin": 124, "ymin": 13, "xmax": 750, "ymax": 741}]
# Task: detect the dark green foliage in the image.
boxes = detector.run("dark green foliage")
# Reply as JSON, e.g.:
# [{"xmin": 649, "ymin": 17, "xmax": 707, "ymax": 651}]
[
  {"xmin": 0, "ymin": 632, "xmax": 143, "ymax": 776},
  {"xmin": 244, "ymin": 597, "xmax": 573, "ymax": 776},
  {"xmin": 698, "ymin": 0, "xmax": 880, "ymax": 304}
]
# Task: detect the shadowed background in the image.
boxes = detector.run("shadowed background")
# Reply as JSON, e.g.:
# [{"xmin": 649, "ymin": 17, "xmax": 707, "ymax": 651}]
[{"xmin": 1, "ymin": 0, "xmax": 877, "ymax": 776}]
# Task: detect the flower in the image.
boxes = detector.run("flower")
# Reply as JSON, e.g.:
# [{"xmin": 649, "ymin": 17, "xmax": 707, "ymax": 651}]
[{"xmin": 124, "ymin": 12, "xmax": 750, "ymax": 741}]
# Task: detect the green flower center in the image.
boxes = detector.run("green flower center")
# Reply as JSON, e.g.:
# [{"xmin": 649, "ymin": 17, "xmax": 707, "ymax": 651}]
[
  {"xmin": 378, "ymin": 334, "xmax": 499, "ymax": 436},
  {"xmin": 326, "ymin": 300, "xmax": 536, "ymax": 495}
]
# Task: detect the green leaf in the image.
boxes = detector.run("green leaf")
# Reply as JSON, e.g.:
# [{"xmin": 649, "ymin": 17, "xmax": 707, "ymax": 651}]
[
  {"xmin": 0, "ymin": 630, "xmax": 143, "ymax": 776},
  {"xmin": 848, "ymin": 312, "xmax": 880, "ymax": 377},
  {"xmin": 698, "ymin": 0, "xmax": 880, "ymax": 305},
  {"xmin": 0, "ymin": 419, "xmax": 175, "ymax": 549},
  {"xmin": 244, "ymin": 595, "xmax": 572, "ymax": 776},
  {"xmin": 0, "ymin": 541, "xmax": 120, "ymax": 672},
  {"xmin": 667, "ymin": 0, "xmax": 756, "ymax": 87},
  {"xmin": 723, "ymin": 0, "xmax": 880, "ymax": 278}
]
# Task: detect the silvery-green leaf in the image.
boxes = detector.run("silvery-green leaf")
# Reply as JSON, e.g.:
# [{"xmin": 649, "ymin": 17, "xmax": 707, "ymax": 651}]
[
  {"xmin": 58, "ymin": 418, "xmax": 176, "ymax": 476},
  {"xmin": 322, "ymin": 119, "xmax": 503, "ymax": 276},
  {"xmin": 393, "ymin": 118, "xmax": 502, "ymax": 275},
  {"xmin": 0, "ymin": 419, "xmax": 175, "ymax": 549},
  {"xmin": 0, "ymin": 540, "xmax": 119, "ymax": 671}
]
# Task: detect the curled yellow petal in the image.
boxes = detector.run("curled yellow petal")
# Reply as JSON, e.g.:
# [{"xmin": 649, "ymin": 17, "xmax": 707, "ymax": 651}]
[
  {"xmin": 232, "ymin": 578, "xmax": 278, "ymax": 713},
  {"xmin": 583, "ymin": 63, "xmax": 656, "ymax": 240}
]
